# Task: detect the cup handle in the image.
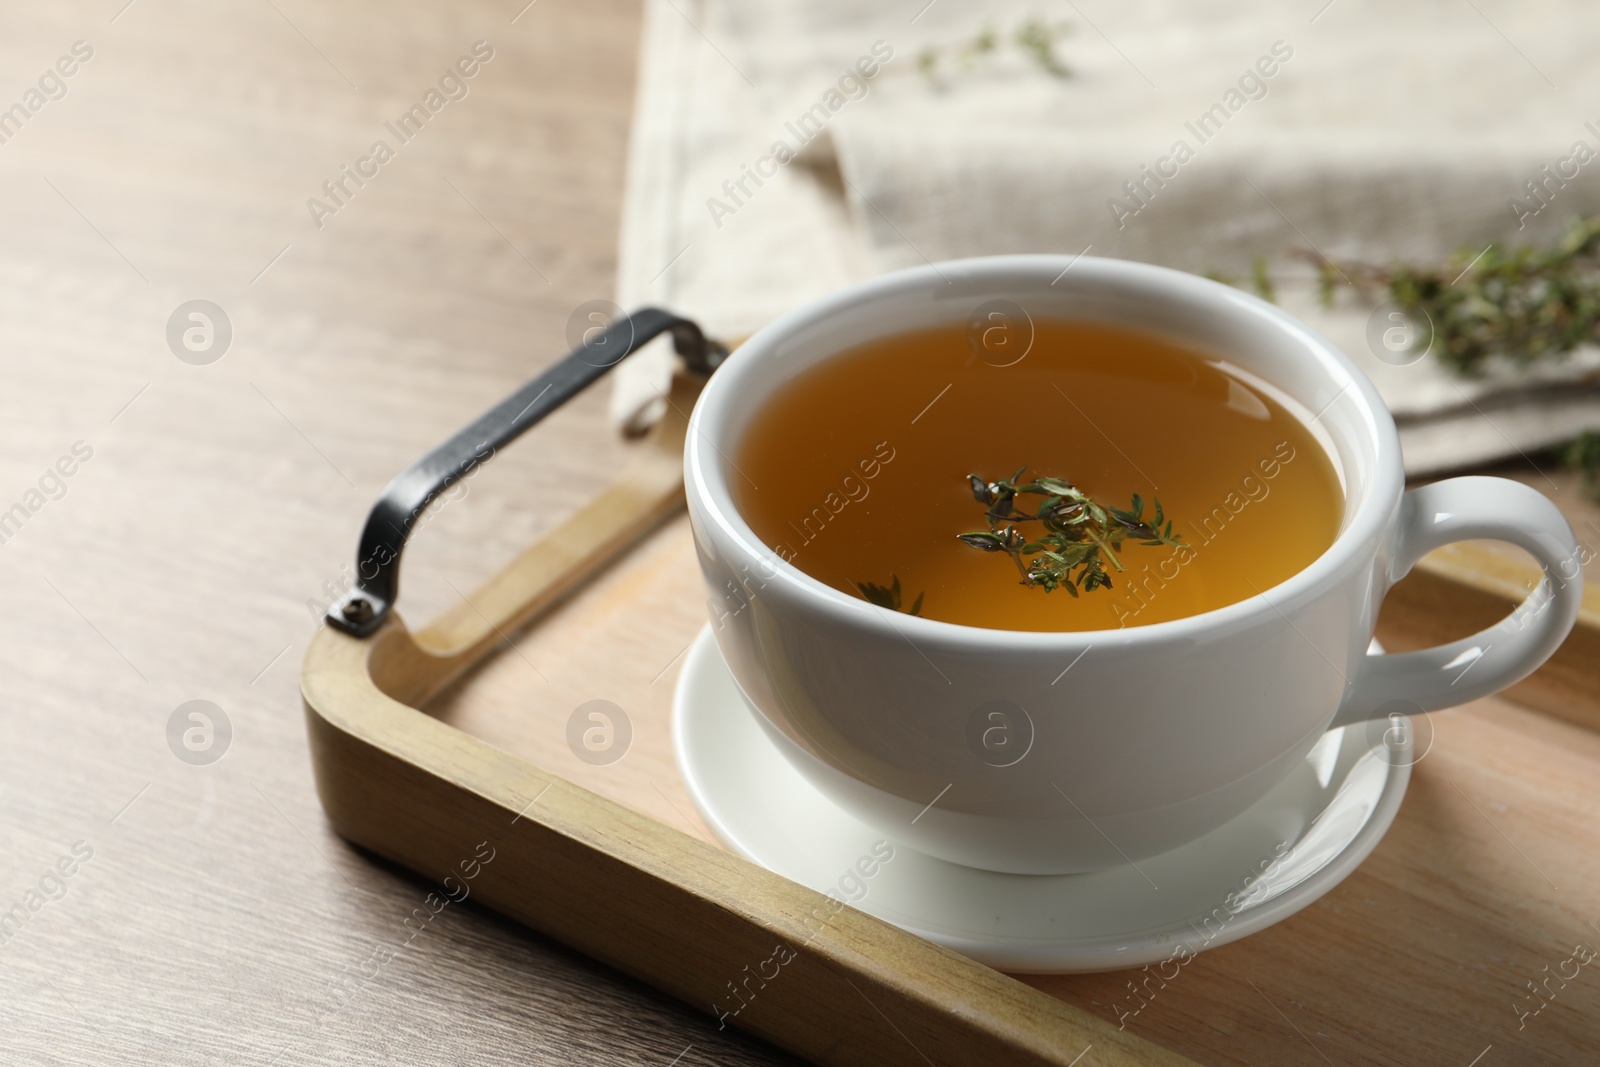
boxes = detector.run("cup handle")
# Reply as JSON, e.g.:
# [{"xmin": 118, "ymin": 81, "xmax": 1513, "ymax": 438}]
[{"xmin": 1331, "ymin": 476, "xmax": 1584, "ymax": 727}]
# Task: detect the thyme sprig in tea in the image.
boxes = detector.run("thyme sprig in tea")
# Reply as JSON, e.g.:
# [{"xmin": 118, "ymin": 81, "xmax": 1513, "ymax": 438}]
[
  {"xmin": 957, "ymin": 468, "xmax": 1185, "ymax": 595},
  {"xmin": 854, "ymin": 574, "xmax": 924, "ymax": 615}
]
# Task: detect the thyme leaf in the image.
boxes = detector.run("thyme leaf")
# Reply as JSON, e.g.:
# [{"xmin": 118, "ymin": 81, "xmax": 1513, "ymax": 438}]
[{"xmin": 854, "ymin": 574, "xmax": 925, "ymax": 616}]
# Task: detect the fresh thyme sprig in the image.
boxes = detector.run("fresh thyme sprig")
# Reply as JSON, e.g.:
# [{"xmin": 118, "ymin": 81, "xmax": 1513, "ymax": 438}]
[
  {"xmin": 1218, "ymin": 220, "xmax": 1600, "ymax": 495},
  {"xmin": 854, "ymin": 574, "xmax": 924, "ymax": 616},
  {"xmin": 1209, "ymin": 222, "xmax": 1600, "ymax": 498},
  {"xmin": 1244, "ymin": 215, "xmax": 1600, "ymax": 375},
  {"xmin": 917, "ymin": 18, "xmax": 1072, "ymax": 87},
  {"xmin": 1204, "ymin": 255, "xmax": 1278, "ymax": 303},
  {"xmin": 957, "ymin": 469, "xmax": 1185, "ymax": 596}
]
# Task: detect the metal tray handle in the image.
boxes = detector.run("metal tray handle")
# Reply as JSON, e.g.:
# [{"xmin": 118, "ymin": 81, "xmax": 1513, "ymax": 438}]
[{"xmin": 327, "ymin": 307, "xmax": 727, "ymax": 637}]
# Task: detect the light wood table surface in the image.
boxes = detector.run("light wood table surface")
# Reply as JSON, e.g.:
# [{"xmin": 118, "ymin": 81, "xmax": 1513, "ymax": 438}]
[
  {"xmin": 6, "ymin": 4, "xmax": 1600, "ymax": 1066},
  {"xmin": 0, "ymin": 1, "xmax": 795, "ymax": 1063}
]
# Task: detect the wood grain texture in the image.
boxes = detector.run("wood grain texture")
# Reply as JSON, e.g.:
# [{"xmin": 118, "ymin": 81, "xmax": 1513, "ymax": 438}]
[{"xmin": 0, "ymin": 1, "xmax": 801, "ymax": 1064}]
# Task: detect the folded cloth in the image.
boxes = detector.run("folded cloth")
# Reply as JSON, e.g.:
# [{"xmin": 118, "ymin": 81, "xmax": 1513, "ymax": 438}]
[{"xmin": 614, "ymin": 0, "xmax": 1600, "ymax": 475}]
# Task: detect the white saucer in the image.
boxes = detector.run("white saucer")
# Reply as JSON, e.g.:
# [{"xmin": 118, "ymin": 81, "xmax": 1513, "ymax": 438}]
[{"xmin": 672, "ymin": 627, "xmax": 1411, "ymax": 974}]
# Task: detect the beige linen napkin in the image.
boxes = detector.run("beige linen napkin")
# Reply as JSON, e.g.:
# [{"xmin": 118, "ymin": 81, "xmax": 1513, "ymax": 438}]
[{"xmin": 614, "ymin": 0, "xmax": 1600, "ymax": 475}]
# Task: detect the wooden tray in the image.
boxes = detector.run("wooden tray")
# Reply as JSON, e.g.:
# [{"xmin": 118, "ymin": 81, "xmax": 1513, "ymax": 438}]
[{"xmin": 302, "ymin": 361, "xmax": 1600, "ymax": 1066}]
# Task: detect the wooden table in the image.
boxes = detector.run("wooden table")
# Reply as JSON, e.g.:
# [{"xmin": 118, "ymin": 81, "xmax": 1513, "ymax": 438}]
[
  {"xmin": 0, "ymin": 1, "xmax": 793, "ymax": 1063},
  {"xmin": 5, "ymin": 3, "xmax": 1598, "ymax": 1066}
]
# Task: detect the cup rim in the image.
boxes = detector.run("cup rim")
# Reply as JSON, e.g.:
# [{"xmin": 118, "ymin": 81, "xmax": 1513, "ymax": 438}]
[{"xmin": 685, "ymin": 254, "xmax": 1402, "ymax": 650}]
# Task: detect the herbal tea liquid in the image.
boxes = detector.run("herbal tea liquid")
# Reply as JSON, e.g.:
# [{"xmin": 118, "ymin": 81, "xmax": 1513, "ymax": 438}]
[{"xmin": 733, "ymin": 319, "xmax": 1343, "ymax": 631}]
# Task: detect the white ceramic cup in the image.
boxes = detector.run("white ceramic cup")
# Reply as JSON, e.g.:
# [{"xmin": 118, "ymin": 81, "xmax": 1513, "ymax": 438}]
[{"xmin": 684, "ymin": 255, "xmax": 1584, "ymax": 875}]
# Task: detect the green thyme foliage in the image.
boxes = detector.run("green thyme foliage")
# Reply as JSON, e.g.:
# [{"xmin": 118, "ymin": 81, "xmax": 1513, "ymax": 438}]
[
  {"xmin": 1563, "ymin": 430, "xmax": 1600, "ymax": 497},
  {"xmin": 1015, "ymin": 18, "xmax": 1071, "ymax": 78},
  {"xmin": 1206, "ymin": 256, "xmax": 1275, "ymax": 302},
  {"xmin": 917, "ymin": 18, "xmax": 1071, "ymax": 86},
  {"xmin": 1216, "ymin": 221, "xmax": 1600, "ymax": 495},
  {"xmin": 1250, "ymin": 254, "xmax": 1276, "ymax": 303},
  {"xmin": 1299, "ymin": 215, "xmax": 1600, "ymax": 375},
  {"xmin": 957, "ymin": 468, "xmax": 1185, "ymax": 596}
]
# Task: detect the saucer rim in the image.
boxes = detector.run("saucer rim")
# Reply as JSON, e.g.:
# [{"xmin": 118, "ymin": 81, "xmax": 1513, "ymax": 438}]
[{"xmin": 673, "ymin": 626, "xmax": 1411, "ymax": 973}]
